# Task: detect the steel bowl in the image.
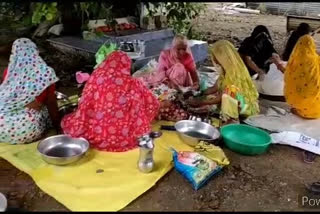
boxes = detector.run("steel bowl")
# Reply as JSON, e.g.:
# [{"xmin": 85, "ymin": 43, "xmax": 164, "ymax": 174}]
[
  {"xmin": 0, "ymin": 192, "xmax": 7, "ymax": 212},
  {"xmin": 55, "ymin": 91, "xmax": 70, "ymax": 101},
  {"xmin": 174, "ymin": 120, "xmax": 220, "ymax": 147},
  {"xmin": 37, "ymin": 135, "xmax": 89, "ymax": 166},
  {"xmin": 59, "ymin": 103, "xmax": 78, "ymax": 117}
]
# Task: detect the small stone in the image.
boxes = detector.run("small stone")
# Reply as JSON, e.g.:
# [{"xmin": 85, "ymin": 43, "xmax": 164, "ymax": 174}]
[
  {"xmin": 240, "ymin": 163, "xmax": 246, "ymax": 169},
  {"xmin": 280, "ymin": 182, "xmax": 287, "ymax": 186},
  {"xmin": 267, "ymin": 177, "xmax": 273, "ymax": 183},
  {"xmin": 9, "ymin": 191, "xmax": 18, "ymax": 196},
  {"xmin": 39, "ymin": 191, "xmax": 45, "ymax": 198},
  {"xmin": 227, "ymin": 179, "xmax": 234, "ymax": 184},
  {"xmin": 210, "ymin": 192, "xmax": 216, "ymax": 198},
  {"xmin": 244, "ymin": 184, "xmax": 252, "ymax": 191},
  {"xmin": 209, "ymin": 199, "xmax": 220, "ymax": 209},
  {"xmin": 96, "ymin": 169, "xmax": 104, "ymax": 173},
  {"xmin": 288, "ymin": 198, "xmax": 291, "ymax": 202}
]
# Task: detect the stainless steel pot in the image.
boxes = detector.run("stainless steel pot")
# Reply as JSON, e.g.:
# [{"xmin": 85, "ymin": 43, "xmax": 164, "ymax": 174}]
[
  {"xmin": 59, "ymin": 103, "xmax": 78, "ymax": 117},
  {"xmin": 0, "ymin": 192, "xmax": 7, "ymax": 212},
  {"xmin": 174, "ymin": 120, "xmax": 220, "ymax": 147},
  {"xmin": 37, "ymin": 135, "xmax": 89, "ymax": 166}
]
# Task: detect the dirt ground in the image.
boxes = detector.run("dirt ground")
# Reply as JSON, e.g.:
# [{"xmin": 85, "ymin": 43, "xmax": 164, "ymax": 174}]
[
  {"xmin": 195, "ymin": 3, "xmax": 287, "ymax": 53},
  {"xmin": 1, "ymin": 3, "xmax": 320, "ymax": 212}
]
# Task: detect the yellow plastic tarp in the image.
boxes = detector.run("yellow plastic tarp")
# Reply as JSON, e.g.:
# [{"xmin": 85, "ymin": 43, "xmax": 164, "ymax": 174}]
[{"xmin": 0, "ymin": 121, "xmax": 192, "ymax": 211}]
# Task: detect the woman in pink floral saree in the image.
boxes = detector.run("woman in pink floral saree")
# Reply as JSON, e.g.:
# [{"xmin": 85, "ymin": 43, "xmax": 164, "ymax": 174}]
[{"xmin": 139, "ymin": 35, "xmax": 199, "ymax": 89}]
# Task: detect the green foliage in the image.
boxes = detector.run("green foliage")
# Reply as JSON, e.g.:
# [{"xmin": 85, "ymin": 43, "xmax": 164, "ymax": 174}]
[
  {"xmin": 0, "ymin": 2, "xmax": 32, "ymax": 29},
  {"xmin": 146, "ymin": 2, "xmax": 206, "ymax": 37},
  {"xmin": 30, "ymin": 2, "xmax": 114, "ymax": 29},
  {"xmin": 31, "ymin": 2, "xmax": 58, "ymax": 25},
  {"xmin": 166, "ymin": 3, "xmax": 205, "ymax": 35},
  {"xmin": 73, "ymin": 2, "xmax": 114, "ymax": 28},
  {"xmin": 186, "ymin": 26, "xmax": 207, "ymax": 41},
  {"xmin": 0, "ymin": 2, "xmax": 16, "ymax": 18}
]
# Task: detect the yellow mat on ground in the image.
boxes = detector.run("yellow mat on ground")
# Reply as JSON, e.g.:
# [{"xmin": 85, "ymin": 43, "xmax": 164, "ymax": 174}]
[{"xmin": 0, "ymin": 121, "xmax": 192, "ymax": 211}]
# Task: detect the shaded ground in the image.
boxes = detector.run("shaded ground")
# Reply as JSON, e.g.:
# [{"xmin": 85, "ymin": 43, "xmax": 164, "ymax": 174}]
[{"xmin": 1, "ymin": 3, "xmax": 319, "ymax": 212}]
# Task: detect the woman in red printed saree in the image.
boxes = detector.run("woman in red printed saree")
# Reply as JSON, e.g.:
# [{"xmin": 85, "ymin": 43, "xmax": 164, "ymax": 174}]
[{"xmin": 61, "ymin": 51, "xmax": 160, "ymax": 152}]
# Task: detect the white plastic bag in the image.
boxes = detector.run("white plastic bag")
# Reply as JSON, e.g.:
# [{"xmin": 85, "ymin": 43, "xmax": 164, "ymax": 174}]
[
  {"xmin": 132, "ymin": 59, "xmax": 158, "ymax": 78},
  {"xmin": 271, "ymin": 131, "xmax": 320, "ymax": 155},
  {"xmin": 254, "ymin": 63, "xmax": 284, "ymax": 96},
  {"xmin": 312, "ymin": 28, "xmax": 320, "ymax": 54}
]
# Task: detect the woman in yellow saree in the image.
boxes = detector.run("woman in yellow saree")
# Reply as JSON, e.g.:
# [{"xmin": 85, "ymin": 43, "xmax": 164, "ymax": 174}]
[
  {"xmin": 187, "ymin": 40, "xmax": 259, "ymax": 121},
  {"xmin": 283, "ymin": 35, "xmax": 320, "ymax": 119}
]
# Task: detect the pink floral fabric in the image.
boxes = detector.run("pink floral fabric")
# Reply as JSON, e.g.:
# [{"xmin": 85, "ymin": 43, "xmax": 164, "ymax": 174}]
[{"xmin": 138, "ymin": 49, "xmax": 196, "ymax": 88}]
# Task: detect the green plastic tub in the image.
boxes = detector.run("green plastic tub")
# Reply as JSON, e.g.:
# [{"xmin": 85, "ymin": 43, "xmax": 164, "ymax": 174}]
[{"xmin": 221, "ymin": 124, "xmax": 271, "ymax": 155}]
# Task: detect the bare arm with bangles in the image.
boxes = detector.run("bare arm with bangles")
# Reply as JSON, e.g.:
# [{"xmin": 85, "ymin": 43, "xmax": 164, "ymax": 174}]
[
  {"xmin": 241, "ymin": 54, "xmax": 266, "ymax": 79},
  {"xmin": 186, "ymin": 82, "xmax": 222, "ymax": 107}
]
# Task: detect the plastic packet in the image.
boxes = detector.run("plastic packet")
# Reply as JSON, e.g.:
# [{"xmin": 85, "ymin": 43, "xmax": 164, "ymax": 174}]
[
  {"xmin": 94, "ymin": 43, "xmax": 117, "ymax": 69},
  {"xmin": 171, "ymin": 148, "xmax": 222, "ymax": 190},
  {"xmin": 194, "ymin": 142, "xmax": 230, "ymax": 166},
  {"xmin": 132, "ymin": 59, "xmax": 158, "ymax": 78}
]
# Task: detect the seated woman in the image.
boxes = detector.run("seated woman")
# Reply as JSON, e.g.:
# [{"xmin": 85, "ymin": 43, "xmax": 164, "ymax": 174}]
[
  {"xmin": 0, "ymin": 38, "xmax": 60, "ymax": 144},
  {"xmin": 282, "ymin": 23, "xmax": 311, "ymax": 61},
  {"xmin": 253, "ymin": 23, "xmax": 310, "ymax": 96},
  {"xmin": 238, "ymin": 25, "xmax": 278, "ymax": 79},
  {"xmin": 186, "ymin": 40, "xmax": 260, "ymax": 122},
  {"xmin": 61, "ymin": 51, "xmax": 160, "ymax": 152},
  {"xmin": 138, "ymin": 35, "xmax": 199, "ymax": 89},
  {"xmin": 275, "ymin": 35, "xmax": 320, "ymax": 119}
]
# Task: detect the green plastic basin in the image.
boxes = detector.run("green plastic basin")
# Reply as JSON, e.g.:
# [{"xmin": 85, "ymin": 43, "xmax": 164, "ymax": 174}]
[{"xmin": 221, "ymin": 124, "xmax": 271, "ymax": 155}]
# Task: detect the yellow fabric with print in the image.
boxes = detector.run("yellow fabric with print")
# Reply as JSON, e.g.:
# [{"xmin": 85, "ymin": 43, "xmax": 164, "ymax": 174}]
[
  {"xmin": 209, "ymin": 40, "xmax": 260, "ymax": 117},
  {"xmin": 221, "ymin": 94, "xmax": 239, "ymax": 119},
  {"xmin": 195, "ymin": 141, "xmax": 230, "ymax": 166},
  {"xmin": 0, "ymin": 121, "xmax": 192, "ymax": 211},
  {"xmin": 284, "ymin": 35, "xmax": 320, "ymax": 119}
]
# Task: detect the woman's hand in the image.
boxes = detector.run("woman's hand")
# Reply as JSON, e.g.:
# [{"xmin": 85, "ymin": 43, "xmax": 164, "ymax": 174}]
[
  {"xmin": 186, "ymin": 97, "xmax": 201, "ymax": 107},
  {"xmin": 25, "ymin": 100, "xmax": 43, "ymax": 111},
  {"xmin": 270, "ymin": 54, "xmax": 286, "ymax": 73},
  {"xmin": 257, "ymin": 69, "xmax": 266, "ymax": 81},
  {"xmin": 270, "ymin": 54, "xmax": 282, "ymax": 67},
  {"xmin": 163, "ymin": 79, "xmax": 177, "ymax": 89},
  {"xmin": 271, "ymin": 53, "xmax": 281, "ymax": 63},
  {"xmin": 192, "ymin": 82, "xmax": 200, "ymax": 90},
  {"xmin": 160, "ymin": 100, "xmax": 172, "ymax": 109}
]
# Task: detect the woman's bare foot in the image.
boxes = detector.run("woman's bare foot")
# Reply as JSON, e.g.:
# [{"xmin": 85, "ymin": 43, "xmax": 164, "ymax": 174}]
[{"xmin": 291, "ymin": 108, "xmax": 297, "ymax": 114}]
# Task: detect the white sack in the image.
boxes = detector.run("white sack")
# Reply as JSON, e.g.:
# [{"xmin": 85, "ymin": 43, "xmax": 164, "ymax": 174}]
[{"xmin": 271, "ymin": 131, "xmax": 320, "ymax": 155}]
